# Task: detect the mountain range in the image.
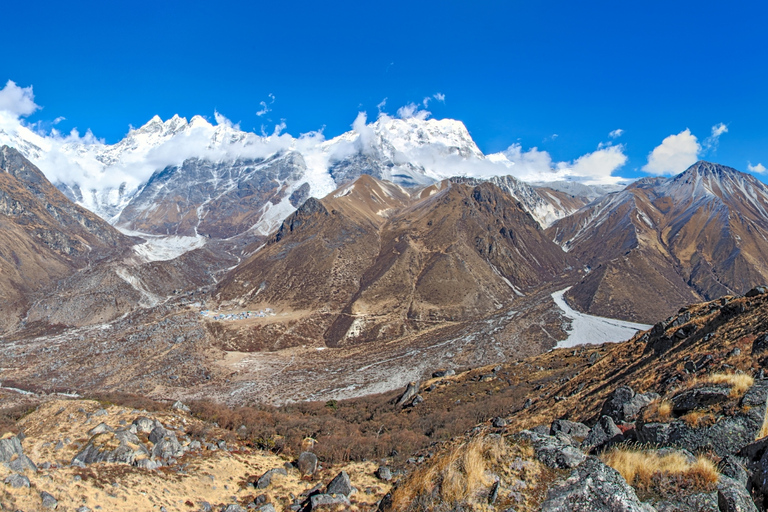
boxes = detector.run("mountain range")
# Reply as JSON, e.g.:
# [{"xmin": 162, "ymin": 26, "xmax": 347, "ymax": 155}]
[{"xmin": 0, "ymin": 114, "xmax": 767, "ymax": 406}]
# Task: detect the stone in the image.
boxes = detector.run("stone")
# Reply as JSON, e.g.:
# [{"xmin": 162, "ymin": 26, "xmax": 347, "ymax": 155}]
[
  {"xmin": 410, "ymin": 394, "xmax": 424, "ymax": 406},
  {"xmin": 719, "ymin": 455, "xmax": 749, "ymax": 488},
  {"xmin": 517, "ymin": 430, "xmax": 586, "ymax": 469},
  {"xmin": 745, "ymin": 286, "xmax": 768, "ymax": 298},
  {"xmin": 753, "ymin": 334, "xmax": 768, "ymax": 355},
  {"xmin": 223, "ymin": 505, "xmax": 245, "ymax": 512},
  {"xmin": 40, "ymin": 491, "xmax": 58, "ymax": 509},
  {"xmin": 671, "ymin": 385, "xmax": 731, "ymax": 414},
  {"xmin": 310, "ymin": 493, "xmax": 351, "ymax": 509},
  {"xmin": 297, "ymin": 452, "xmax": 318, "ymax": 476},
  {"xmin": 492, "ymin": 417, "xmax": 508, "ymax": 428},
  {"xmin": 540, "ymin": 457, "xmax": 652, "ymax": 511},
  {"xmin": 72, "ymin": 430, "xmax": 150, "ymax": 466},
  {"xmin": 717, "ymin": 475, "xmax": 758, "ymax": 512},
  {"xmin": 151, "ymin": 430, "xmax": 185, "ymax": 461},
  {"xmin": 88, "ymin": 422, "xmax": 113, "ymax": 436},
  {"xmin": 582, "ymin": 416, "xmax": 623, "ymax": 454},
  {"xmin": 256, "ymin": 505, "xmax": 276, "ymax": 512},
  {"xmin": 599, "ymin": 386, "xmax": 635, "ymax": 423},
  {"xmin": 326, "ymin": 470, "xmax": 354, "ymax": 496},
  {"xmin": 5, "ymin": 473, "xmax": 30, "ymax": 488},
  {"xmin": 0, "ymin": 435, "xmax": 36, "ymax": 472},
  {"xmin": 375, "ymin": 466, "xmax": 392, "ymax": 481},
  {"xmin": 395, "ymin": 381, "xmax": 420, "ymax": 407},
  {"xmin": 432, "ymin": 369, "xmax": 455, "ymax": 378},
  {"xmin": 550, "ymin": 419, "xmax": 590, "ymax": 439},
  {"xmin": 132, "ymin": 417, "xmax": 155, "ymax": 434},
  {"xmin": 257, "ymin": 467, "xmax": 288, "ymax": 489},
  {"xmin": 172, "ymin": 400, "xmax": 191, "ymax": 413}
]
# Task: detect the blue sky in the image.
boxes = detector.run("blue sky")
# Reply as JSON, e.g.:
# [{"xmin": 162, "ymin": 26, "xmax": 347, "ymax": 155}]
[{"xmin": 2, "ymin": 0, "xmax": 767, "ymax": 180}]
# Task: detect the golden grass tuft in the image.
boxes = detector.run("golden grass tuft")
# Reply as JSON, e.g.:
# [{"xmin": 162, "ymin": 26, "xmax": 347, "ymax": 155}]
[
  {"xmin": 639, "ymin": 399, "xmax": 673, "ymax": 423},
  {"xmin": 705, "ymin": 372, "xmax": 754, "ymax": 396},
  {"xmin": 601, "ymin": 448, "xmax": 719, "ymax": 492},
  {"xmin": 389, "ymin": 436, "xmax": 534, "ymax": 510}
]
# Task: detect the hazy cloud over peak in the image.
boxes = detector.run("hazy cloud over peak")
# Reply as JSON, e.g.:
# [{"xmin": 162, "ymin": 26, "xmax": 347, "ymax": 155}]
[{"xmin": 0, "ymin": 80, "xmax": 40, "ymax": 117}]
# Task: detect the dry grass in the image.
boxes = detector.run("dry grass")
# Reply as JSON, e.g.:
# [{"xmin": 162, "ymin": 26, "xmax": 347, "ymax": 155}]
[
  {"xmin": 706, "ymin": 372, "xmax": 754, "ymax": 396},
  {"xmin": 638, "ymin": 399, "xmax": 673, "ymax": 423},
  {"xmin": 388, "ymin": 436, "xmax": 547, "ymax": 511},
  {"xmin": 601, "ymin": 448, "xmax": 719, "ymax": 492},
  {"xmin": 679, "ymin": 410, "xmax": 716, "ymax": 427}
]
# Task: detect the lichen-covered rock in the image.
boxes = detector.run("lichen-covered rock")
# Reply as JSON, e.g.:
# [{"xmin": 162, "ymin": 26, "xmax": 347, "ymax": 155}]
[
  {"xmin": 550, "ymin": 419, "xmax": 591, "ymax": 439},
  {"xmin": 4, "ymin": 473, "xmax": 30, "ymax": 488},
  {"xmin": 310, "ymin": 493, "xmax": 351, "ymax": 509},
  {"xmin": 671, "ymin": 386, "xmax": 731, "ymax": 414},
  {"xmin": 257, "ymin": 467, "xmax": 288, "ymax": 489},
  {"xmin": 297, "ymin": 451, "xmax": 318, "ymax": 476},
  {"xmin": 40, "ymin": 490, "xmax": 58, "ymax": 509},
  {"xmin": 541, "ymin": 457, "xmax": 654, "ymax": 511},
  {"xmin": 326, "ymin": 470, "xmax": 354, "ymax": 496},
  {"xmin": 72, "ymin": 430, "xmax": 150, "ymax": 466},
  {"xmin": 0, "ymin": 435, "xmax": 37, "ymax": 473},
  {"xmin": 517, "ymin": 430, "xmax": 586, "ymax": 469},
  {"xmin": 717, "ymin": 475, "xmax": 758, "ymax": 512},
  {"xmin": 582, "ymin": 416, "xmax": 624, "ymax": 454}
]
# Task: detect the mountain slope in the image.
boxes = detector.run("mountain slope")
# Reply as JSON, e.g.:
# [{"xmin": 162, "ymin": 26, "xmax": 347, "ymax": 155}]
[
  {"xmin": 212, "ymin": 175, "xmax": 574, "ymax": 351},
  {"xmin": 0, "ymin": 146, "xmax": 132, "ymax": 331},
  {"xmin": 548, "ymin": 161, "xmax": 768, "ymax": 323}
]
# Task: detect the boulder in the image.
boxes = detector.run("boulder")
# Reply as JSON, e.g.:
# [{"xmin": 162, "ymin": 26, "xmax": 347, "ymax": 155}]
[
  {"xmin": 132, "ymin": 417, "xmax": 154, "ymax": 434},
  {"xmin": 719, "ymin": 455, "xmax": 750, "ymax": 488},
  {"xmin": 257, "ymin": 467, "xmax": 288, "ymax": 489},
  {"xmin": 550, "ymin": 419, "xmax": 590, "ymax": 439},
  {"xmin": 671, "ymin": 385, "xmax": 731, "ymax": 414},
  {"xmin": 492, "ymin": 417, "xmax": 508, "ymax": 428},
  {"xmin": 256, "ymin": 505, "xmax": 276, "ymax": 512},
  {"xmin": 151, "ymin": 430, "xmax": 185, "ymax": 462},
  {"xmin": 432, "ymin": 369, "xmax": 455, "ymax": 378},
  {"xmin": 395, "ymin": 381, "xmax": 420, "ymax": 407},
  {"xmin": 517, "ymin": 430, "xmax": 586, "ymax": 469},
  {"xmin": 297, "ymin": 451, "xmax": 318, "ymax": 476},
  {"xmin": 637, "ymin": 380, "xmax": 768, "ymax": 457},
  {"xmin": 222, "ymin": 505, "xmax": 245, "ymax": 512},
  {"xmin": 375, "ymin": 466, "xmax": 392, "ymax": 481},
  {"xmin": 745, "ymin": 286, "xmax": 768, "ymax": 298},
  {"xmin": 600, "ymin": 386, "xmax": 658, "ymax": 423},
  {"xmin": 718, "ymin": 475, "xmax": 758, "ymax": 512},
  {"xmin": 4, "ymin": 473, "xmax": 30, "ymax": 488},
  {"xmin": 582, "ymin": 416, "xmax": 624, "ymax": 454},
  {"xmin": 310, "ymin": 493, "xmax": 351, "ymax": 509},
  {"xmin": 72, "ymin": 430, "xmax": 150, "ymax": 466},
  {"xmin": 40, "ymin": 491, "xmax": 58, "ymax": 509},
  {"xmin": 172, "ymin": 400, "xmax": 191, "ymax": 413},
  {"xmin": 88, "ymin": 422, "xmax": 113, "ymax": 436},
  {"xmin": 326, "ymin": 470, "xmax": 354, "ymax": 496},
  {"xmin": 540, "ymin": 457, "xmax": 654, "ymax": 511},
  {"xmin": 0, "ymin": 435, "xmax": 37, "ymax": 473},
  {"xmin": 753, "ymin": 334, "xmax": 768, "ymax": 356}
]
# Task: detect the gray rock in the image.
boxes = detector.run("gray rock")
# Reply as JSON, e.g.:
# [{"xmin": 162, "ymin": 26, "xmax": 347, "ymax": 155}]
[
  {"xmin": 72, "ymin": 430, "xmax": 150, "ymax": 466},
  {"xmin": 375, "ymin": 466, "xmax": 392, "ymax": 481},
  {"xmin": 531, "ymin": 424, "xmax": 550, "ymax": 436},
  {"xmin": 432, "ymin": 369, "xmax": 455, "ymax": 378},
  {"xmin": 753, "ymin": 334, "xmax": 768, "ymax": 355},
  {"xmin": 717, "ymin": 475, "xmax": 758, "ymax": 512},
  {"xmin": 638, "ymin": 380, "xmax": 768, "ymax": 457},
  {"xmin": 256, "ymin": 505, "xmax": 276, "ymax": 512},
  {"xmin": 582, "ymin": 416, "xmax": 624, "ymax": 453},
  {"xmin": 199, "ymin": 502, "xmax": 212, "ymax": 512},
  {"xmin": 600, "ymin": 386, "xmax": 636, "ymax": 423},
  {"xmin": 671, "ymin": 385, "xmax": 731, "ymax": 414},
  {"xmin": 132, "ymin": 417, "xmax": 155, "ymax": 434},
  {"xmin": 326, "ymin": 470, "xmax": 354, "ymax": 496},
  {"xmin": 492, "ymin": 417, "xmax": 508, "ymax": 428},
  {"xmin": 172, "ymin": 400, "xmax": 191, "ymax": 413},
  {"xmin": 517, "ymin": 430, "xmax": 586, "ymax": 469},
  {"xmin": 76, "ymin": 507, "xmax": 93, "ymax": 512},
  {"xmin": 745, "ymin": 286, "xmax": 768, "ymax": 298},
  {"xmin": 93, "ymin": 408, "xmax": 109, "ymax": 416},
  {"xmin": 550, "ymin": 419, "xmax": 590, "ymax": 439},
  {"xmin": 395, "ymin": 381, "xmax": 420, "ymax": 407},
  {"xmin": 152, "ymin": 430, "xmax": 185, "ymax": 461},
  {"xmin": 719, "ymin": 455, "xmax": 749, "ymax": 488},
  {"xmin": 40, "ymin": 491, "xmax": 58, "ymax": 509},
  {"xmin": 88, "ymin": 422, "xmax": 113, "ymax": 436},
  {"xmin": 148, "ymin": 425, "xmax": 168, "ymax": 444},
  {"xmin": 0, "ymin": 435, "xmax": 37, "ymax": 472},
  {"xmin": 652, "ymin": 492, "xmax": 718, "ymax": 511},
  {"xmin": 541, "ymin": 457, "xmax": 654, "ymax": 511},
  {"xmin": 310, "ymin": 493, "xmax": 351, "ymax": 509},
  {"xmin": 223, "ymin": 505, "xmax": 245, "ymax": 512},
  {"xmin": 297, "ymin": 451, "xmax": 318, "ymax": 476},
  {"xmin": 257, "ymin": 467, "xmax": 288, "ymax": 489},
  {"xmin": 4, "ymin": 473, "xmax": 30, "ymax": 488}
]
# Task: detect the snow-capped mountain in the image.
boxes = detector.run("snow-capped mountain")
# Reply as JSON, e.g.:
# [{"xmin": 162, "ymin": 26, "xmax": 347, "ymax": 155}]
[
  {"xmin": 546, "ymin": 161, "xmax": 768, "ymax": 323},
  {"xmin": 0, "ymin": 112, "xmax": 602, "ymax": 247}
]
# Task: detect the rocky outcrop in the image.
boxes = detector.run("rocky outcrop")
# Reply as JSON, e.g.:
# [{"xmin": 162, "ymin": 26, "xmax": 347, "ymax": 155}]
[
  {"xmin": 541, "ymin": 457, "xmax": 654, "ymax": 511},
  {"xmin": 0, "ymin": 435, "xmax": 37, "ymax": 473}
]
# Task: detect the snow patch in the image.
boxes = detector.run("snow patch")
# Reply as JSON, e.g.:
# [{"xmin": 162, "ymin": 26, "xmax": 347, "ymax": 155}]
[{"xmin": 551, "ymin": 287, "xmax": 650, "ymax": 348}]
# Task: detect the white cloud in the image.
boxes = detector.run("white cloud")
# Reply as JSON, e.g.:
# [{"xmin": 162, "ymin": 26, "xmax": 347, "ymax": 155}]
[
  {"xmin": 560, "ymin": 145, "xmax": 627, "ymax": 182},
  {"xmin": 424, "ymin": 93, "xmax": 446, "ymax": 107},
  {"xmin": 256, "ymin": 93, "xmax": 275, "ymax": 117},
  {"xmin": 0, "ymin": 80, "xmax": 40, "ymax": 117},
  {"xmin": 396, "ymin": 102, "xmax": 430, "ymax": 120},
  {"xmin": 748, "ymin": 162, "xmax": 767, "ymax": 174},
  {"xmin": 642, "ymin": 129, "xmax": 701, "ymax": 175},
  {"xmin": 703, "ymin": 122, "xmax": 728, "ymax": 152},
  {"xmin": 609, "ymin": 129, "xmax": 624, "ymax": 139},
  {"xmin": 376, "ymin": 98, "xmax": 387, "ymax": 114}
]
